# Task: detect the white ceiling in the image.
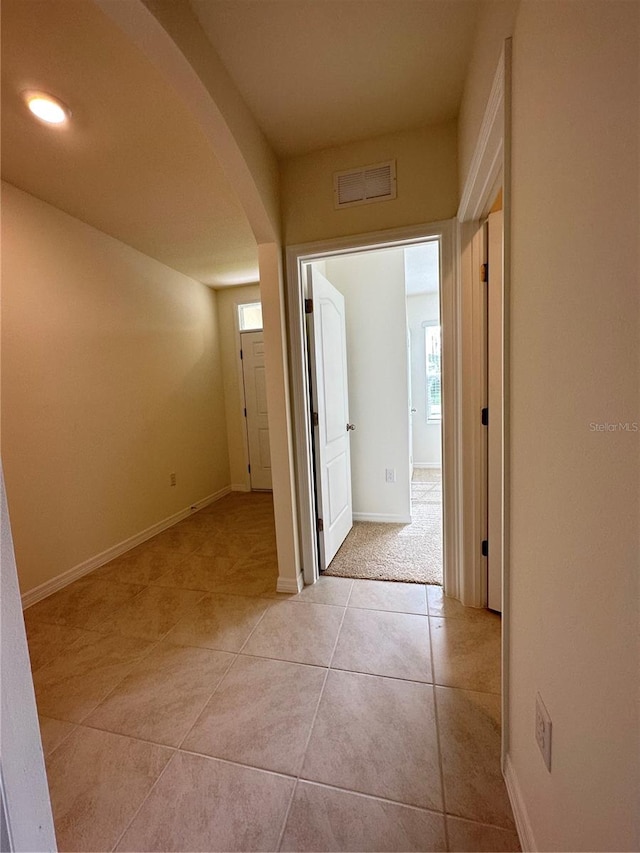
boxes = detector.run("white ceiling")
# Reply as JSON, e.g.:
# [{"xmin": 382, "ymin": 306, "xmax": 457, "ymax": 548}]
[
  {"xmin": 190, "ymin": 0, "xmax": 479, "ymax": 158},
  {"xmin": 1, "ymin": 0, "xmax": 259, "ymax": 287}
]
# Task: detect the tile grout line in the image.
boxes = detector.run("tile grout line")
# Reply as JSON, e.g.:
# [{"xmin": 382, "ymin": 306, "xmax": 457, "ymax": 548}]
[
  {"xmin": 109, "ymin": 748, "xmax": 178, "ymax": 853},
  {"xmin": 293, "ymin": 777, "xmax": 450, "ymax": 816},
  {"xmin": 174, "ymin": 652, "xmax": 240, "ymax": 752},
  {"xmin": 428, "ymin": 612, "xmax": 450, "ymax": 852},
  {"xmin": 235, "ymin": 594, "xmax": 278, "ymax": 654},
  {"xmin": 40, "ymin": 721, "xmax": 79, "ymax": 760},
  {"xmin": 53, "ymin": 718, "xmax": 181, "ymax": 752},
  {"xmin": 177, "ymin": 747, "xmax": 297, "ymax": 781},
  {"xmin": 73, "ymin": 634, "xmax": 166, "ymax": 727},
  {"xmin": 275, "ymin": 779, "xmax": 298, "ymax": 852},
  {"xmin": 274, "ymin": 599, "xmax": 350, "ymax": 852}
]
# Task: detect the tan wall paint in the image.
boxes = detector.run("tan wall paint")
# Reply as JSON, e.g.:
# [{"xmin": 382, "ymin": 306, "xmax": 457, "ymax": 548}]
[
  {"xmin": 140, "ymin": 0, "xmax": 281, "ymax": 244},
  {"xmin": 281, "ymin": 122, "xmax": 458, "ymax": 246},
  {"xmin": 216, "ymin": 284, "xmax": 261, "ymax": 490},
  {"xmin": 1, "ymin": 183, "xmax": 230, "ymax": 595},
  {"xmin": 457, "ymin": 0, "xmax": 520, "ymax": 197},
  {"xmin": 508, "ymin": 3, "xmax": 639, "ymax": 849}
]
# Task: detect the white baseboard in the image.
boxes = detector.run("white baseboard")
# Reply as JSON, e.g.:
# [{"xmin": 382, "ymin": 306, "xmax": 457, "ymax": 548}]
[
  {"xmin": 504, "ymin": 753, "xmax": 536, "ymax": 852},
  {"xmin": 276, "ymin": 571, "xmax": 303, "ymax": 594},
  {"xmin": 21, "ymin": 485, "xmax": 232, "ymax": 609},
  {"xmin": 352, "ymin": 512, "xmax": 412, "ymax": 524},
  {"xmin": 413, "ymin": 463, "xmax": 442, "ymax": 469},
  {"xmin": 230, "ymin": 483, "xmax": 251, "ymax": 492}
]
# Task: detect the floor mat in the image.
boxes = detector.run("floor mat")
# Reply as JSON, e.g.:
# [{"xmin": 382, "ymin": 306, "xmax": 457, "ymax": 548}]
[{"xmin": 324, "ymin": 469, "xmax": 443, "ymax": 584}]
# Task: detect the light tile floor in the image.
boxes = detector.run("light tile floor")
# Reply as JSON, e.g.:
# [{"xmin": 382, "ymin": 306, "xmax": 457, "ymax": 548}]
[{"xmin": 25, "ymin": 492, "xmax": 520, "ymax": 852}]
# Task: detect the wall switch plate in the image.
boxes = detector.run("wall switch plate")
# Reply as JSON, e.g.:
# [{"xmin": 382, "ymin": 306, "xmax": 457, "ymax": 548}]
[
  {"xmin": 169, "ymin": 472, "xmax": 176, "ymax": 487},
  {"xmin": 535, "ymin": 692, "xmax": 552, "ymax": 772},
  {"xmin": 385, "ymin": 468, "xmax": 396, "ymax": 483}
]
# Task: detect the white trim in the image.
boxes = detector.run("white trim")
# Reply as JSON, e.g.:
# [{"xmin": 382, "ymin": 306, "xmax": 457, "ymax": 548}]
[
  {"xmin": 21, "ymin": 486, "xmax": 231, "ymax": 609},
  {"xmin": 458, "ymin": 55, "xmax": 505, "ymax": 223},
  {"xmin": 413, "ymin": 462, "xmax": 441, "ymax": 469},
  {"xmin": 286, "ymin": 219, "xmax": 459, "ymax": 593},
  {"xmin": 234, "ymin": 296, "xmax": 257, "ymax": 492},
  {"xmin": 0, "ymin": 771, "xmax": 11, "ymax": 853},
  {"xmin": 457, "ymin": 219, "xmax": 488, "ymax": 608},
  {"xmin": 352, "ymin": 512, "xmax": 412, "ymax": 524},
  {"xmin": 504, "ymin": 754, "xmax": 536, "ymax": 852},
  {"xmin": 276, "ymin": 572, "xmax": 303, "ymax": 594},
  {"xmin": 230, "ymin": 483, "xmax": 251, "ymax": 492},
  {"xmin": 457, "ymin": 38, "xmax": 512, "ymax": 777},
  {"xmin": 1, "ymin": 468, "xmax": 57, "ymax": 852}
]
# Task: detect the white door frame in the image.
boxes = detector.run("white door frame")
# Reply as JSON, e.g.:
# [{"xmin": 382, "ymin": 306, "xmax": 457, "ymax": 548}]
[
  {"xmin": 240, "ymin": 329, "xmax": 273, "ymax": 491},
  {"xmin": 1, "ymin": 468, "xmax": 57, "ymax": 852},
  {"xmin": 233, "ymin": 297, "xmax": 261, "ymax": 493},
  {"xmin": 286, "ymin": 220, "xmax": 459, "ymax": 589},
  {"xmin": 457, "ymin": 40, "xmax": 511, "ymax": 767}
]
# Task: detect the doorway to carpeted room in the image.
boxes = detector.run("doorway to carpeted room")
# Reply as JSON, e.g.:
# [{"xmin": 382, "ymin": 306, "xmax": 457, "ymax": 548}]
[{"xmin": 323, "ymin": 468, "xmax": 442, "ymax": 585}]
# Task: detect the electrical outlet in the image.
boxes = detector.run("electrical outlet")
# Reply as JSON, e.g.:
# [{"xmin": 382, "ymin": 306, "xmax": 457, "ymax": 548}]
[
  {"xmin": 169, "ymin": 472, "xmax": 176, "ymax": 487},
  {"xmin": 535, "ymin": 692, "xmax": 552, "ymax": 772},
  {"xmin": 385, "ymin": 468, "xmax": 396, "ymax": 483}
]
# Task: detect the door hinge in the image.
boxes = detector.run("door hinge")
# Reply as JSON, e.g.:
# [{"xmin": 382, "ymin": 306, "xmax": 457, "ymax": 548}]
[
  {"xmin": 240, "ymin": 348, "xmax": 243, "ymax": 360},
  {"xmin": 317, "ymin": 517, "xmax": 324, "ymax": 532},
  {"xmin": 481, "ymin": 539, "xmax": 488, "ymax": 557},
  {"xmin": 244, "ymin": 407, "xmax": 247, "ymax": 418},
  {"xmin": 481, "ymin": 407, "xmax": 489, "ymax": 426},
  {"xmin": 480, "ymin": 263, "xmax": 488, "ymax": 283},
  {"xmin": 305, "ymin": 298, "xmax": 314, "ymax": 314},
  {"xmin": 312, "ymin": 411, "xmax": 319, "ymax": 427},
  {"xmin": 248, "ymin": 464, "xmax": 251, "ymax": 474}
]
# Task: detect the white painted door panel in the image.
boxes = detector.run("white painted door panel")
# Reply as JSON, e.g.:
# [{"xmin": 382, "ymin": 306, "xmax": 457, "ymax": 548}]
[
  {"xmin": 241, "ymin": 331, "xmax": 272, "ymax": 490},
  {"xmin": 308, "ymin": 267, "xmax": 353, "ymax": 569},
  {"xmin": 487, "ymin": 210, "xmax": 504, "ymax": 612}
]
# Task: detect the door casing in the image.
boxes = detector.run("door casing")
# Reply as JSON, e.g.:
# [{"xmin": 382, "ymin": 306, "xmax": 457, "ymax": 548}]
[
  {"xmin": 456, "ymin": 40, "xmax": 511, "ymax": 771},
  {"xmin": 240, "ymin": 330, "xmax": 273, "ymax": 491},
  {"xmin": 286, "ymin": 221, "xmax": 458, "ymax": 588}
]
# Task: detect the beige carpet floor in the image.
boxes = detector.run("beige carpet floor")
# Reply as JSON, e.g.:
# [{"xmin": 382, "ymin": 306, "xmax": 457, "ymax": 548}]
[{"xmin": 323, "ymin": 468, "xmax": 443, "ymax": 585}]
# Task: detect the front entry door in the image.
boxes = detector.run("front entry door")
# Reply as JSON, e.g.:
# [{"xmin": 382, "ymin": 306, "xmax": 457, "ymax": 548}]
[
  {"xmin": 241, "ymin": 331, "xmax": 272, "ymax": 490},
  {"xmin": 307, "ymin": 267, "xmax": 353, "ymax": 570}
]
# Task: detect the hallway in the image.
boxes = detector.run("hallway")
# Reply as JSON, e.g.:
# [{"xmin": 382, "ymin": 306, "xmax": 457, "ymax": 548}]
[{"xmin": 25, "ymin": 492, "xmax": 518, "ymax": 852}]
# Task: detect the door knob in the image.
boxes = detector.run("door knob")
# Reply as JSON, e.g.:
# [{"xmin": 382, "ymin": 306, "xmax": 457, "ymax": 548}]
[{"xmin": 346, "ymin": 423, "xmax": 356, "ymax": 431}]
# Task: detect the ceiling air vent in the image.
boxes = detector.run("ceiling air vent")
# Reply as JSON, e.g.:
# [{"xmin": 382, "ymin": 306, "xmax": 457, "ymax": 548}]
[{"xmin": 333, "ymin": 160, "xmax": 397, "ymax": 209}]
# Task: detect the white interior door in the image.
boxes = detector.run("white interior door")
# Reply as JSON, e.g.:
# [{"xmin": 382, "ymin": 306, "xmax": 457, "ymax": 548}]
[
  {"xmin": 487, "ymin": 210, "xmax": 504, "ymax": 612},
  {"xmin": 241, "ymin": 331, "xmax": 272, "ymax": 490},
  {"xmin": 307, "ymin": 267, "xmax": 353, "ymax": 570}
]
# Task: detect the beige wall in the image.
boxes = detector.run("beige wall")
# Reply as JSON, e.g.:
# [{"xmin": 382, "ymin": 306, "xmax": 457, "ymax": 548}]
[
  {"xmin": 457, "ymin": 0, "xmax": 520, "ymax": 197},
  {"xmin": 215, "ymin": 283, "xmax": 261, "ymax": 490},
  {"xmin": 281, "ymin": 122, "xmax": 458, "ymax": 246},
  {"xmin": 141, "ymin": 0, "xmax": 281, "ymax": 244},
  {"xmin": 324, "ymin": 250, "xmax": 411, "ymax": 522},
  {"xmin": 1, "ymin": 183, "xmax": 230, "ymax": 596},
  {"xmin": 507, "ymin": 2, "xmax": 639, "ymax": 850}
]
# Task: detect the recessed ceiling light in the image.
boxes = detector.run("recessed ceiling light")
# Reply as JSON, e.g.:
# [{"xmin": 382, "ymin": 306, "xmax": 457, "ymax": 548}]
[{"xmin": 23, "ymin": 91, "xmax": 70, "ymax": 125}]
